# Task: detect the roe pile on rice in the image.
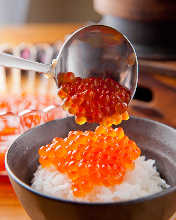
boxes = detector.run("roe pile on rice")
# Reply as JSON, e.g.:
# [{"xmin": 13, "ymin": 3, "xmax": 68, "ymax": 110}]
[{"xmin": 31, "ymin": 125, "xmax": 169, "ymax": 202}]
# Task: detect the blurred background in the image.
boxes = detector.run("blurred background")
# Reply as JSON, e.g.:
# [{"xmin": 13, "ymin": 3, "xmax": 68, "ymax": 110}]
[{"xmin": 0, "ymin": 0, "xmax": 100, "ymax": 26}]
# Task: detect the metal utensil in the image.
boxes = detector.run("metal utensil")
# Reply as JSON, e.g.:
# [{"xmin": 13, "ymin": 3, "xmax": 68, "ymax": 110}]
[{"xmin": 0, "ymin": 25, "xmax": 138, "ymax": 100}]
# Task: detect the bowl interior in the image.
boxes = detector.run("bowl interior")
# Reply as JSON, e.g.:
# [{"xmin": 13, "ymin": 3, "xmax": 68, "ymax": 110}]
[{"xmin": 6, "ymin": 116, "xmax": 176, "ymax": 192}]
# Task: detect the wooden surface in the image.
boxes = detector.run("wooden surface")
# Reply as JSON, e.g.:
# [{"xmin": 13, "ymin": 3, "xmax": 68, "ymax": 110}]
[
  {"xmin": 0, "ymin": 23, "xmax": 81, "ymax": 45},
  {"xmin": 129, "ymin": 60, "xmax": 176, "ymax": 128},
  {"xmin": 0, "ymin": 176, "xmax": 30, "ymax": 220},
  {"xmin": 0, "ymin": 23, "xmax": 81, "ymax": 220},
  {"xmin": 0, "ymin": 23, "xmax": 176, "ymax": 220}
]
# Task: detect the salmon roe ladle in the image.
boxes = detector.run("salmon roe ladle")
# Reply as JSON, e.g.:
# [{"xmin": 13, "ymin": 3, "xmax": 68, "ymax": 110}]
[{"xmin": 0, "ymin": 25, "xmax": 138, "ymax": 101}]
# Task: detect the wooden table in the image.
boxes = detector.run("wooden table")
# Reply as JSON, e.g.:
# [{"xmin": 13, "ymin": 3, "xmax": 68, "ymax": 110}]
[
  {"xmin": 0, "ymin": 23, "xmax": 81, "ymax": 220},
  {"xmin": 0, "ymin": 176, "xmax": 30, "ymax": 220},
  {"xmin": 0, "ymin": 23, "xmax": 81, "ymax": 45},
  {"xmin": 0, "ymin": 23, "xmax": 176, "ymax": 220}
]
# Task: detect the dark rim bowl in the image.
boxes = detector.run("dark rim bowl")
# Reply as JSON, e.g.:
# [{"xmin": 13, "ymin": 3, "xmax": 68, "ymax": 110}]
[{"xmin": 5, "ymin": 116, "xmax": 176, "ymax": 220}]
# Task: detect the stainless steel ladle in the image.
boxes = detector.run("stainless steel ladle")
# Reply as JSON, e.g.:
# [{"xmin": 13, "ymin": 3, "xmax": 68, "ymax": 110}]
[{"xmin": 0, "ymin": 25, "xmax": 138, "ymax": 100}]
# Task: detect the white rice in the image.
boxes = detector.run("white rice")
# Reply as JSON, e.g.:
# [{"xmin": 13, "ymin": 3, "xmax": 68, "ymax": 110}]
[{"xmin": 31, "ymin": 156, "xmax": 169, "ymax": 202}]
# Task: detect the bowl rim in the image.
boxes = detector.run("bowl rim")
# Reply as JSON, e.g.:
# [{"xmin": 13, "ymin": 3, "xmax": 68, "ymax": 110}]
[{"xmin": 5, "ymin": 116, "xmax": 176, "ymax": 206}]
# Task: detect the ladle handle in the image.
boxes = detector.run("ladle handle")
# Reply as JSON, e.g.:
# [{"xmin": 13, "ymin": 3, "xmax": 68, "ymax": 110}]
[{"xmin": 0, "ymin": 53, "xmax": 51, "ymax": 73}]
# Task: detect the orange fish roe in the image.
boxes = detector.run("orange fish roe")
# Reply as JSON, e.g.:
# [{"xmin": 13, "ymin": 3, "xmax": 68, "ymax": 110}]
[
  {"xmin": 39, "ymin": 125, "xmax": 141, "ymax": 197},
  {"xmin": 0, "ymin": 93, "xmax": 64, "ymax": 172},
  {"xmin": 0, "ymin": 150, "xmax": 5, "ymax": 172},
  {"xmin": 58, "ymin": 72, "xmax": 130, "ymax": 126}
]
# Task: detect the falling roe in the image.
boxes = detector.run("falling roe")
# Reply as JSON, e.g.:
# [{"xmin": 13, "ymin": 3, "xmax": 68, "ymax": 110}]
[
  {"xmin": 38, "ymin": 71, "xmax": 141, "ymax": 198},
  {"xmin": 57, "ymin": 72, "xmax": 131, "ymax": 126}
]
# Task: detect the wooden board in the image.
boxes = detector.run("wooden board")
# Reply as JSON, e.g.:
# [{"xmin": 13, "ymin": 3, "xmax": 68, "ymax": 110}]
[
  {"xmin": 129, "ymin": 61, "xmax": 176, "ymax": 128},
  {"xmin": 0, "ymin": 176, "xmax": 29, "ymax": 220},
  {"xmin": 0, "ymin": 23, "xmax": 81, "ymax": 45}
]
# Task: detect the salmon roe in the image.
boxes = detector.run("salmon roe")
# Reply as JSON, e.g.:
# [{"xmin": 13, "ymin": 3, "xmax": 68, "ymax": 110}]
[
  {"xmin": 0, "ymin": 93, "xmax": 64, "ymax": 172},
  {"xmin": 0, "ymin": 150, "xmax": 5, "ymax": 172},
  {"xmin": 39, "ymin": 125, "xmax": 141, "ymax": 197},
  {"xmin": 58, "ymin": 72, "xmax": 130, "ymax": 126}
]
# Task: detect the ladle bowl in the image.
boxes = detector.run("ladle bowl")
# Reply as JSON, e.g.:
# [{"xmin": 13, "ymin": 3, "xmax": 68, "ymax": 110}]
[{"xmin": 0, "ymin": 25, "xmax": 138, "ymax": 100}]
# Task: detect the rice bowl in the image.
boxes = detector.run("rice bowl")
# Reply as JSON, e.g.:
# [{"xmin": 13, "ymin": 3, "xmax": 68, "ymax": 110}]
[{"xmin": 6, "ymin": 117, "xmax": 176, "ymax": 220}]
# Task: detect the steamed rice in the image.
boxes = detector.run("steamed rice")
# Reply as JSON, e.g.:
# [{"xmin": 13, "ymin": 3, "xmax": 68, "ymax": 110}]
[{"xmin": 31, "ymin": 156, "xmax": 169, "ymax": 202}]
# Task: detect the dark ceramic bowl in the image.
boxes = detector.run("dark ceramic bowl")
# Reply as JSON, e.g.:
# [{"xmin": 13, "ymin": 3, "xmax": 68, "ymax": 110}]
[{"xmin": 5, "ymin": 116, "xmax": 176, "ymax": 220}]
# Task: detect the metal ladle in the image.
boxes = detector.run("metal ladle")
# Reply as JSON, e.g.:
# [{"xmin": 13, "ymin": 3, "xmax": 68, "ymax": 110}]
[{"xmin": 0, "ymin": 25, "xmax": 138, "ymax": 100}]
